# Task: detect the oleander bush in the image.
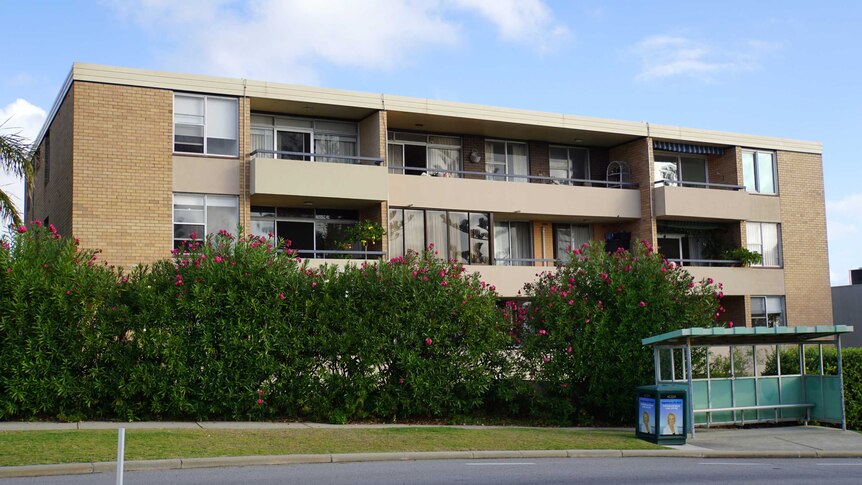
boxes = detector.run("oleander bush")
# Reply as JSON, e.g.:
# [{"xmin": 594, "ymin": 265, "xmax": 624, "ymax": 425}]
[{"xmin": 514, "ymin": 240, "xmax": 722, "ymax": 424}]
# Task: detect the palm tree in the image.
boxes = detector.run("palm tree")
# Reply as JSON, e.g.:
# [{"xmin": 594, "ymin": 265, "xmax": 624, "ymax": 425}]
[{"xmin": 0, "ymin": 125, "xmax": 34, "ymax": 227}]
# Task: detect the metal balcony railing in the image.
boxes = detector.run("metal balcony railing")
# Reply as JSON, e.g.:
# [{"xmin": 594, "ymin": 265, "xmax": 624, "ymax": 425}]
[
  {"xmin": 654, "ymin": 179, "xmax": 745, "ymax": 191},
  {"xmin": 666, "ymin": 258, "xmax": 744, "ymax": 267},
  {"xmin": 389, "ymin": 165, "xmax": 639, "ymax": 188},
  {"xmin": 294, "ymin": 249, "xmax": 387, "ymax": 260},
  {"xmin": 251, "ymin": 149, "xmax": 384, "ymax": 166}
]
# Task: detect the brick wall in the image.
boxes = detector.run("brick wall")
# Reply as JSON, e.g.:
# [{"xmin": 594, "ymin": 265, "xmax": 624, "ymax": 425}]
[
  {"xmin": 589, "ymin": 147, "xmax": 610, "ymax": 184},
  {"xmin": 462, "ymin": 135, "xmax": 484, "ymax": 179},
  {"xmin": 531, "ymin": 220, "xmax": 555, "ymax": 267},
  {"xmin": 71, "ymin": 81, "xmax": 173, "ymax": 268},
  {"xmin": 776, "ymin": 150, "xmax": 833, "ymax": 325},
  {"xmin": 609, "ymin": 138, "xmax": 653, "ymax": 244},
  {"xmin": 707, "ymin": 146, "xmax": 741, "ymax": 186},
  {"xmin": 238, "ymin": 97, "xmax": 252, "ymax": 233},
  {"xmin": 31, "ymin": 89, "xmax": 74, "ymax": 235},
  {"xmin": 529, "ymin": 141, "xmax": 549, "ymax": 182}
]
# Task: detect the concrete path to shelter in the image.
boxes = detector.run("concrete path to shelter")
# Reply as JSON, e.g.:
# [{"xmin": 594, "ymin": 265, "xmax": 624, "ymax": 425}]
[{"xmin": 682, "ymin": 425, "xmax": 862, "ymax": 453}]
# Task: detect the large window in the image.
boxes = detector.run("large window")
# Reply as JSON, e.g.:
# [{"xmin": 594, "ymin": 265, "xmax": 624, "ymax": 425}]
[
  {"xmin": 751, "ymin": 296, "xmax": 785, "ymax": 327},
  {"xmin": 173, "ymin": 193, "xmax": 239, "ymax": 249},
  {"xmin": 654, "ymin": 153, "xmax": 707, "ymax": 186},
  {"xmin": 742, "ymin": 150, "xmax": 777, "ymax": 194},
  {"xmin": 251, "ymin": 115, "xmax": 357, "ymax": 162},
  {"xmin": 388, "ymin": 208, "xmax": 489, "ymax": 264},
  {"xmin": 250, "ymin": 207, "xmax": 360, "ymax": 258},
  {"xmin": 549, "ymin": 146, "xmax": 589, "ymax": 184},
  {"xmin": 486, "ymin": 140, "xmax": 528, "ymax": 182},
  {"xmin": 174, "ymin": 94, "xmax": 238, "ymax": 156},
  {"xmin": 494, "ymin": 221, "xmax": 533, "ymax": 266},
  {"xmin": 747, "ymin": 222, "xmax": 782, "ymax": 267},
  {"xmin": 553, "ymin": 224, "xmax": 591, "ymax": 261},
  {"xmin": 387, "ymin": 132, "xmax": 461, "ymax": 176}
]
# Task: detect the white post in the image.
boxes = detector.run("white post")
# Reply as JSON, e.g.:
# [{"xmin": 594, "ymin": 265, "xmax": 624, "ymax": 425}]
[{"xmin": 116, "ymin": 428, "xmax": 125, "ymax": 485}]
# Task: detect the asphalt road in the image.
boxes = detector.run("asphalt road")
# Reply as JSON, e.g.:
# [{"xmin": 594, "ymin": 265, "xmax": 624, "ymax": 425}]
[{"xmin": 3, "ymin": 458, "xmax": 862, "ymax": 485}]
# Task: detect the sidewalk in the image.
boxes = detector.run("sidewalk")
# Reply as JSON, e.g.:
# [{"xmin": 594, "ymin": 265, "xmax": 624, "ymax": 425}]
[{"xmin": 1, "ymin": 422, "xmax": 861, "ymax": 479}]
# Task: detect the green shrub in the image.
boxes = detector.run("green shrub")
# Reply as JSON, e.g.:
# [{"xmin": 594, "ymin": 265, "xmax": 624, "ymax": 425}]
[
  {"xmin": 0, "ymin": 222, "xmax": 123, "ymax": 420},
  {"xmin": 515, "ymin": 240, "xmax": 722, "ymax": 424}
]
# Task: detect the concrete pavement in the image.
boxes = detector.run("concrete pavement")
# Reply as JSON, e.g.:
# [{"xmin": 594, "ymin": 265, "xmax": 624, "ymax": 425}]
[{"xmin": 1, "ymin": 423, "xmax": 861, "ymax": 479}]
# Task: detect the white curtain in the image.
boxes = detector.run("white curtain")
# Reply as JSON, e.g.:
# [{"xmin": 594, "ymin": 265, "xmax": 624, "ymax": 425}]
[
  {"xmin": 509, "ymin": 222, "xmax": 532, "ymax": 265},
  {"xmin": 428, "ymin": 147, "xmax": 460, "ymax": 175},
  {"xmin": 508, "ymin": 143, "xmax": 528, "ymax": 183},
  {"xmin": 251, "ymin": 127, "xmax": 274, "ymax": 157},
  {"xmin": 404, "ymin": 210, "xmax": 425, "ymax": 254},
  {"xmin": 426, "ymin": 211, "xmax": 448, "ymax": 258}
]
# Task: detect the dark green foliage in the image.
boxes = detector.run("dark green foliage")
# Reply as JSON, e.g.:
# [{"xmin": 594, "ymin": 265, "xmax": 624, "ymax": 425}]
[
  {"xmin": 515, "ymin": 241, "xmax": 721, "ymax": 424},
  {"xmin": 0, "ymin": 222, "xmax": 122, "ymax": 420}
]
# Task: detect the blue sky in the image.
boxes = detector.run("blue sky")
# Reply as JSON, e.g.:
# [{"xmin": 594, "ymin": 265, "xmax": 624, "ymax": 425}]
[{"xmin": 1, "ymin": 0, "xmax": 860, "ymax": 285}]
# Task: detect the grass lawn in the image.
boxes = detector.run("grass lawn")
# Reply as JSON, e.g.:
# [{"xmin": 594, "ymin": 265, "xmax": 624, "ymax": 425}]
[{"xmin": 0, "ymin": 427, "xmax": 658, "ymax": 466}]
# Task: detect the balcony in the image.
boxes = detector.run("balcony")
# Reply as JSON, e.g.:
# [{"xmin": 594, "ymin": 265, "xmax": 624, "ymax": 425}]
[
  {"xmin": 683, "ymin": 265, "xmax": 785, "ymax": 296},
  {"xmin": 388, "ymin": 165, "xmax": 641, "ymax": 219},
  {"xmin": 250, "ymin": 150, "xmax": 387, "ymax": 201},
  {"xmin": 653, "ymin": 180, "xmax": 749, "ymax": 221}
]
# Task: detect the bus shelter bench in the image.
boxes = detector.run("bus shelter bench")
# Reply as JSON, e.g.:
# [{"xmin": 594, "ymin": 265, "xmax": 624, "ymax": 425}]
[{"xmin": 694, "ymin": 403, "xmax": 814, "ymax": 426}]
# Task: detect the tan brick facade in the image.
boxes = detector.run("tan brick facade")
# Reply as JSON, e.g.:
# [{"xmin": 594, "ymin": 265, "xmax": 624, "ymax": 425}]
[
  {"xmin": 30, "ymin": 89, "xmax": 74, "ymax": 236},
  {"xmin": 72, "ymin": 82, "xmax": 173, "ymax": 268},
  {"xmin": 609, "ymin": 138, "xmax": 653, "ymax": 244},
  {"xmin": 776, "ymin": 150, "xmax": 832, "ymax": 325}
]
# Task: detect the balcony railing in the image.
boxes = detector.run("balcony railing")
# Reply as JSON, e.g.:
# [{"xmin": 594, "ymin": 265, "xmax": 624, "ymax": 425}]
[
  {"xmin": 666, "ymin": 258, "xmax": 743, "ymax": 267},
  {"xmin": 390, "ymin": 165, "xmax": 638, "ymax": 188},
  {"xmin": 654, "ymin": 179, "xmax": 744, "ymax": 191},
  {"xmin": 251, "ymin": 149, "xmax": 384, "ymax": 166},
  {"xmin": 294, "ymin": 249, "xmax": 386, "ymax": 260},
  {"xmin": 494, "ymin": 257, "xmax": 559, "ymax": 267}
]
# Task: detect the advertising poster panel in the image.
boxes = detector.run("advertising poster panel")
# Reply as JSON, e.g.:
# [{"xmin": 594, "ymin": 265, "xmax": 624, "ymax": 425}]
[
  {"xmin": 638, "ymin": 397, "xmax": 655, "ymax": 434},
  {"xmin": 659, "ymin": 398, "xmax": 684, "ymax": 435}
]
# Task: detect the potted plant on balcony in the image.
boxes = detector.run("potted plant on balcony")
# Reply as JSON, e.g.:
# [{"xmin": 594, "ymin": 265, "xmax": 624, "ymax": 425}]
[
  {"xmin": 341, "ymin": 220, "xmax": 386, "ymax": 259},
  {"xmin": 720, "ymin": 247, "xmax": 762, "ymax": 267}
]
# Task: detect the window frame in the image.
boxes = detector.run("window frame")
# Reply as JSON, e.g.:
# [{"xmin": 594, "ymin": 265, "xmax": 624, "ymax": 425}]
[
  {"xmin": 250, "ymin": 114, "xmax": 359, "ymax": 162},
  {"xmin": 750, "ymin": 295, "xmax": 786, "ymax": 327},
  {"xmin": 548, "ymin": 145, "xmax": 590, "ymax": 184},
  {"xmin": 388, "ymin": 207, "xmax": 490, "ymax": 264},
  {"xmin": 249, "ymin": 206, "xmax": 360, "ymax": 258},
  {"xmin": 493, "ymin": 220, "xmax": 534, "ymax": 266},
  {"xmin": 552, "ymin": 223, "xmax": 592, "ymax": 260},
  {"xmin": 386, "ymin": 131, "xmax": 462, "ymax": 175},
  {"xmin": 172, "ymin": 193, "xmax": 239, "ymax": 249},
  {"xmin": 485, "ymin": 139, "xmax": 529, "ymax": 182},
  {"xmin": 653, "ymin": 152, "xmax": 708, "ymax": 186},
  {"xmin": 173, "ymin": 93, "xmax": 239, "ymax": 157},
  {"xmin": 742, "ymin": 149, "xmax": 778, "ymax": 195},
  {"xmin": 746, "ymin": 222, "xmax": 783, "ymax": 268}
]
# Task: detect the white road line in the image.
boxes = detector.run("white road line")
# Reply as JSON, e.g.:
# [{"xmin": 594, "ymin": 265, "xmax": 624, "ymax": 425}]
[
  {"xmin": 698, "ymin": 462, "xmax": 768, "ymax": 466},
  {"xmin": 817, "ymin": 463, "xmax": 862, "ymax": 466},
  {"xmin": 465, "ymin": 463, "xmax": 536, "ymax": 466}
]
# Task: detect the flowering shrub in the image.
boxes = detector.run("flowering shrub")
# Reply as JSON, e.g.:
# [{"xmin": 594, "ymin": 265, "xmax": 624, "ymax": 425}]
[
  {"xmin": 515, "ymin": 240, "xmax": 721, "ymax": 423},
  {"xmin": 0, "ymin": 222, "xmax": 123, "ymax": 420}
]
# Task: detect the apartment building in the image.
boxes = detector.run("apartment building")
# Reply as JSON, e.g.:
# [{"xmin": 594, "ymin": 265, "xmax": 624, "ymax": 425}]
[{"xmin": 27, "ymin": 63, "xmax": 833, "ymax": 328}]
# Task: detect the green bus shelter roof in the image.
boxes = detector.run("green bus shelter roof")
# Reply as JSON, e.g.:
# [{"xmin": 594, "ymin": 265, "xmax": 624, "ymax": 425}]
[{"xmin": 642, "ymin": 325, "xmax": 854, "ymax": 347}]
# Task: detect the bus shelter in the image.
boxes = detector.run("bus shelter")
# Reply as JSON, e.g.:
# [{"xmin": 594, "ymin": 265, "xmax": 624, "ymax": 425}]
[{"xmin": 642, "ymin": 325, "xmax": 854, "ymax": 436}]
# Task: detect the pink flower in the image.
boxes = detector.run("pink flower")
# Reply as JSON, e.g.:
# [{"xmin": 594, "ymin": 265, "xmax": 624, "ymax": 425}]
[
  {"xmin": 441, "ymin": 280, "xmax": 448, "ymax": 287},
  {"xmin": 65, "ymin": 290, "xmax": 71, "ymax": 295},
  {"xmin": 543, "ymin": 356, "xmax": 550, "ymax": 363},
  {"xmin": 537, "ymin": 329, "xmax": 547, "ymax": 336},
  {"xmin": 49, "ymin": 224, "xmax": 57, "ymax": 234},
  {"xmin": 257, "ymin": 399, "xmax": 264, "ymax": 405},
  {"xmin": 258, "ymin": 389, "xmax": 264, "ymax": 396},
  {"xmin": 215, "ymin": 256, "xmax": 223, "ymax": 263},
  {"xmin": 639, "ymin": 301, "xmax": 646, "ymax": 308},
  {"xmin": 311, "ymin": 282, "xmax": 317, "ymax": 288},
  {"xmin": 278, "ymin": 293, "xmax": 285, "ymax": 300},
  {"xmin": 566, "ymin": 345, "xmax": 573, "ymax": 354},
  {"xmin": 728, "ymin": 321, "xmax": 734, "ymax": 328},
  {"xmin": 707, "ymin": 277, "xmax": 714, "ymax": 284},
  {"xmin": 190, "ymin": 232, "xmax": 197, "ymax": 241},
  {"xmin": 16, "ymin": 226, "xmax": 26, "ymax": 234},
  {"xmin": 399, "ymin": 378, "xmax": 405, "ymax": 384},
  {"xmin": 121, "ymin": 277, "xmax": 128, "ymax": 284},
  {"xmin": 568, "ymin": 300, "xmax": 574, "ymax": 305},
  {"xmin": 489, "ymin": 285, "xmax": 496, "ymax": 292},
  {"xmin": 425, "ymin": 337, "xmax": 433, "ymax": 346}
]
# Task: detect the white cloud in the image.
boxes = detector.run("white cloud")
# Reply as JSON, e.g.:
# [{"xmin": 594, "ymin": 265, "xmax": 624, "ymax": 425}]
[
  {"xmin": 631, "ymin": 35, "xmax": 779, "ymax": 82},
  {"xmin": 450, "ymin": 0, "xmax": 569, "ymax": 51},
  {"xmin": 106, "ymin": 0, "xmax": 567, "ymax": 83},
  {"xmin": 827, "ymin": 193, "xmax": 862, "ymax": 286},
  {"xmin": 0, "ymin": 99, "xmax": 47, "ymax": 226}
]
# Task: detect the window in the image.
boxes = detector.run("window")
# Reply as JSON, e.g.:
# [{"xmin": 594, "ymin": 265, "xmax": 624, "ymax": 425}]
[
  {"xmin": 485, "ymin": 140, "xmax": 528, "ymax": 182},
  {"xmin": 549, "ymin": 146, "xmax": 589, "ymax": 184},
  {"xmin": 388, "ymin": 208, "xmax": 489, "ymax": 264},
  {"xmin": 173, "ymin": 194, "xmax": 239, "ymax": 249},
  {"xmin": 174, "ymin": 94, "xmax": 238, "ymax": 156},
  {"xmin": 43, "ymin": 132, "xmax": 50, "ymax": 186},
  {"xmin": 553, "ymin": 224, "xmax": 591, "ymax": 261},
  {"xmin": 654, "ymin": 153, "xmax": 707, "ymax": 186},
  {"xmin": 751, "ymin": 296, "xmax": 785, "ymax": 327},
  {"xmin": 747, "ymin": 222, "xmax": 782, "ymax": 267},
  {"xmin": 742, "ymin": 150, "xmax": 777, "ymax": 194},
  {"xmin": 387, "ymin": 132, "xmax": 461, "ymax": 175},
  {"xmin": 494, "ymin": 221, "xmax": 532, "ymax": 266},
  {"xmin": 251, "ymin": 115, "xmax": 358, "ymax": 162},
  {"xmin": 250, "ymin": 207, "xmax": 361, "ymax": 258}
]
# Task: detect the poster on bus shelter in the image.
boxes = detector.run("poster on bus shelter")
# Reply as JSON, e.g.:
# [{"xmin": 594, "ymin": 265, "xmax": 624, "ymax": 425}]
[
  {"xmin": 660, "ymin": 398, "xmax": 683, "ymax": 435},
  {"xmin": 638, "ymin": 397, "xmax": 655, "ymax": 434}
]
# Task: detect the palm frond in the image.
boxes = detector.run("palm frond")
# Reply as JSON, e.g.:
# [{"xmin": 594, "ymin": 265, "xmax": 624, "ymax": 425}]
[
  {"xmin": 0, "ymin": 187, "xmax": 22, "ymax": 227},
  {"xmin": 0, "ymin": 119, "xmax": 35, "ymax": 182}
]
